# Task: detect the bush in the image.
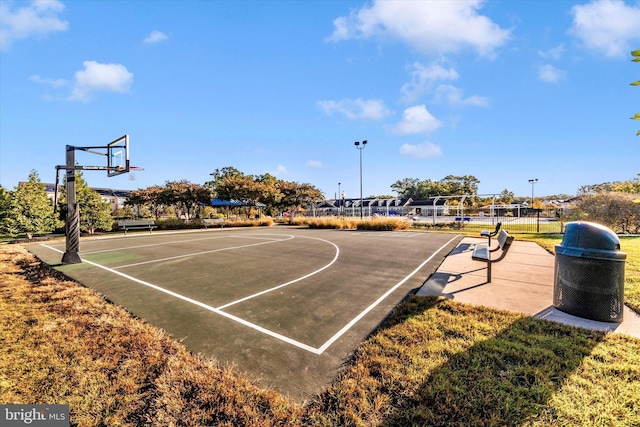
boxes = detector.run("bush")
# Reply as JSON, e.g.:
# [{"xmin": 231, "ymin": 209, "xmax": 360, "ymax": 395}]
[
  {"xmin": 356, "ymin": 218, "xmax": 411, "ymax": 231},
  {"xmin": 564, "ymin": 193, "xmax": 640, "ymax": 234},
  {"xmin": 224, "ymin": 218, "xmax": 274, "ymax": 227},
  {"xmin": 303, "ymin": 217, "xmax": 358, "ymax": 229},
  {"xmin": 155, "ymin": 218, "xmax": 202, "ymax": 230},
  {"xmin": 411, "ymin": 221, "xmax": 465, "ymax": 230}
]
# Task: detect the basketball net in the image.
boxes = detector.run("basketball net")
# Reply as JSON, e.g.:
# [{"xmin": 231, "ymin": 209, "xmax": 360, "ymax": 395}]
[{"xmin": 128, "ymin": 166, "xmax": 144, "ymax": 181}]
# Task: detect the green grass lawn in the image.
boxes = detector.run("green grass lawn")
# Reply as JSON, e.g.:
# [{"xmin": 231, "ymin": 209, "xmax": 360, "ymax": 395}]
[{"xmin": 1, "ymin": 234, "xmax": 638, "ymax": 426}]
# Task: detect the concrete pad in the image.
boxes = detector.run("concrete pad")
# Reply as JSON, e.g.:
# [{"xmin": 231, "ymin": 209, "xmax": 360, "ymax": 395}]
[{"xmin": 418, "ymin": 237, "xmax": 640, "ymax": 339}]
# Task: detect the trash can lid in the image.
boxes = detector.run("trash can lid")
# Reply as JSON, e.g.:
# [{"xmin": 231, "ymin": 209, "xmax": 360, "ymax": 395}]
[{"xmin": 561, "ymin": 221, "xmax": 620, "ymax": 251}]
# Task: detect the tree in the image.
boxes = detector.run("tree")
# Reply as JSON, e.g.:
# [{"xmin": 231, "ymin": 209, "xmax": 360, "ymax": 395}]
[
  {"xmin": 579, "ymin": 176, "xmax": 640, "ymax": 195},
  {"xmin": 566, "ymin": 192, "xmax": 640, "ymax": 234},
  {"xmin": 612, "ymin": 174, "xmax": 640, "ymax": 194},
  {"xmin": 207, "ymin": 166, "xmax": 245, "ymax": 200},
  {"xmin": 632, "ymin": 49, "xmax": 640, "ymax": 136},
  {"xmin": 254, "ymin": 173, "xmax": 283, "ymax": 215},
  {"xmin": 390, "ymin": 175, "xmax": 480, "ymax": 204},
  {"xmin": 441, "ymin": 175, "xmax": 480, "ymax": 204},
  {"xmin": 160, "ymin": 180, "xmax": 212, "ymax": 221},
  {"xmin": 59, "ymin": 171, "xmax": 112, "ymax": 235},
  {"xmin": 126, "ymin": 185, "xmax": 165, "ymax": 220},
  {"xmin": 277, "ymin": 180, "xmax": 323, "ymax": 214},
  {"xmin": 2, "ymin": 171, "xmax": 61, "ymax": 239},
  {"xmin": 0, "ymin": 185, "xmax": 10, "ymax": 228},
  {"xmin": 498, "ymin": 189, "xmax": 514, "ymax": 204},
  {"xmin": 78, "ymin": 189, "xmax": 113, "ymax": 234},
  {"xmin": 215, "ymin": 175, "xmax": 273, "ymax": 217},
  {"xmin": 390, "ymin": 178, "xmax": 421, "ymax": 198},
  {"xmin": 207, "ymin": 167, "xmax": 323, "ymax": 217}
]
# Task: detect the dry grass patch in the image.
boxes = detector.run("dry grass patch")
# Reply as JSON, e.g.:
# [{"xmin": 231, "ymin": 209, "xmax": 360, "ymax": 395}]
[
  {"xmin": 224, "ymin": 218, "xmax": 275, "ymax": 227},
  {"xmin": 0, "ymin": 245, "xmax": 302, "ymax": 426},
  {"xmin": 297, "ymin": 217, "xmax": 411, "ymax": 231},
  {"xmin": 303, "ymin": 217, "xmax": 359, "ymax": 229}
]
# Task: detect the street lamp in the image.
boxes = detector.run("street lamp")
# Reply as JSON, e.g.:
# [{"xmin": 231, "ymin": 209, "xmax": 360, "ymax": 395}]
[
  {"xmin": 338, "ymin": 182, "xmax": 341, "ymax": 216},
  {"xmin": 354, "ymin": 140, "xmax": 367, "ymax": 218},
  {"xmin": 528, "ymin": 178, "xmax": 538, "ymax": 209}
]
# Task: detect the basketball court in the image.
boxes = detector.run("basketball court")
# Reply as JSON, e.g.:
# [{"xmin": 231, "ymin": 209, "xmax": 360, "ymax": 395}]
[{"xmin": 27, "ymin": 227, "xmax": 461, "ymax": 400}]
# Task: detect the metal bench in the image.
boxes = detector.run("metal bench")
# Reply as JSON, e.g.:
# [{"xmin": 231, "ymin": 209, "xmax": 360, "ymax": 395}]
[
  {"xmin": 480, "ymin": 222, "xmax": 502, "ymax": 247},
  {"xmin": 472, "ymin": 229, "xmax": 514, "ymax": 283},
  {"xmin": 203, "ymin": 218, "xmax": 225, "ymax": 229},
  {"xmin": 118, "ymin": 219, "xmax": 157, "ymax": 235}
]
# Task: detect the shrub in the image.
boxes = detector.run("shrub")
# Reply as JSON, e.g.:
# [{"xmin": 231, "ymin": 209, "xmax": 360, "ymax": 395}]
[
  {"xmin": 356, "ymin": 218, "xmax": 411, "ymax": 231},
  {"xmin": 155, "ymin": 218, "xmax": 202, "ymax": 230},
  {"xmin": 224, "ymin": 218, "xmax": 274, "ymax": 227},
  {"xmin": 564, "ymin": 193, "xmax": 640, "ymax": 233},
  {"xmin": 304, "ymin": 217, "xmax": 357, "ymax": 229}
]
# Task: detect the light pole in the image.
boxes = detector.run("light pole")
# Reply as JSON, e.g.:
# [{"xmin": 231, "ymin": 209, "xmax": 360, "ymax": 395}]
[
  {"xmin": 354, "ymin": 140, "xmax": 367, "ymax": 218},
  {"xmin": 528, "ymin": 178, "xmax": 538, "ymax": 209},
  {"xmin": 338, "ymin": 182, "xmax": 341, "ymax": 216}
]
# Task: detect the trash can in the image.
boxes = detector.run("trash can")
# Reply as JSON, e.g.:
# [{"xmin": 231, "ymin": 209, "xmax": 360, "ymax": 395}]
[{"xmin": 553, "ymin": 221, "xmax": 626, "ymax": 323}]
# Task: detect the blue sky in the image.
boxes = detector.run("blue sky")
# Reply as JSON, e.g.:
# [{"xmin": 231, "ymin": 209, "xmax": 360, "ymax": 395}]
[{"xmin": 1, "ymin": 0, "xmax": 639, "ymax": 200}]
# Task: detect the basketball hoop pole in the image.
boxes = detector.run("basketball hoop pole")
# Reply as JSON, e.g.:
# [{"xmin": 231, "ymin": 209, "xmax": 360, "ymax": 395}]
[
  {"xmin": 61, "ymin": 145, "xmax": 82, "ymax": 264},
  {"xmin": 55, "ymin": 136, "xmax": 130, "ymax": 264}
]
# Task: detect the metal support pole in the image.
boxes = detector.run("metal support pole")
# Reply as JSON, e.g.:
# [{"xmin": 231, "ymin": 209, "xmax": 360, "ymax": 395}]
[
  {"xmin": 354, "ymin": 140, "xmax": 367, "ymax": 219},
  {"xmin": 62, "ymin": 145, "xmax": 82, "ymax": 264},
  {"xmin": 359, "ymin": 148, "xmax": 363, "ymax": 218}
]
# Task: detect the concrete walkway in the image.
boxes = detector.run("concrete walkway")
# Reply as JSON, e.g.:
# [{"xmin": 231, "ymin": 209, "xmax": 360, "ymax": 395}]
[{"xmin": 417, "ymin": 237, "xmax": 640, "ymax": 339}]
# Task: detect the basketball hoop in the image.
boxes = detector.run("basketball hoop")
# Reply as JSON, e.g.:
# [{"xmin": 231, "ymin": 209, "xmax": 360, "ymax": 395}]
[{"xmin": 128, "ymin": 165, "xmax": 144, "ymax": 181}]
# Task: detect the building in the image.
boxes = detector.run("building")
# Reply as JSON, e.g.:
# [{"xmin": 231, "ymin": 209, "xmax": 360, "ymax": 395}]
[{"xmin": 37, "ymin": 183, "xmax": 131, "ymax": 213}]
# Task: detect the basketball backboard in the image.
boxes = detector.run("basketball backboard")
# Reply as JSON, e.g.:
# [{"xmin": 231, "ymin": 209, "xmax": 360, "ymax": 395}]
[{"xmin": 107, "ymin": 135, "xmax": 129, "ymax": 177}]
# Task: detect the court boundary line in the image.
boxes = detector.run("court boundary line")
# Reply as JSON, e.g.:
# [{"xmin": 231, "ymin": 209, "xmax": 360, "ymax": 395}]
[
  {"xmin": 40, "ymin": 234, "xmax": 459, "ymax": 355},
  {"xmin": 316, "ymin": 234, "xmax": 460, "ymax": 353},
  {"xmin": 114, "ymin": 235, "xmax": 295, "ymax": 269},
  {"xmin": 78, "ymin": 233, "xmax": 293, "ymax": 256},
  {"xmin": 42, "ymin": 242, "xmax": 322, "ymax": 354}
]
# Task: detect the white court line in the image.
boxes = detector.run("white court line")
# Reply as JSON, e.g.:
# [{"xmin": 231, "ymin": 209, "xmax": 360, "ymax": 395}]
[
  {"xmin": 216, "ymin": 237, "xmax": 340, "ymax": 310},
  {"xmin": 315, "ymin": 234, "xmax": 460, "ymax": 353},
  {"xmin": 40, "ymin": 234, "xmax": 459, "ymax": 355},
  {"xmin": 41, "ymin": 242, "xmax": 321, "ymax": 354},
  {"xmin": 79, "ymin": 233, "xmax": 291, "ymax": 256},
  {"xmin": 114, "ymin": 235, "xmax": 294, "ymax": 269}
]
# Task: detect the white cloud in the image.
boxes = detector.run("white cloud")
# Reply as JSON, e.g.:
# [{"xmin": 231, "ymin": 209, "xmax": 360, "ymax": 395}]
[
  {"xmin": 401, "ymin": 61, "xmax": 459, "ymax": 102},
  {"xmin": 538, "ymin": 64, "xmax": 566, "ymax": 83},
  {"xmin": 272, "ymin": 165, "xmax": 288, "ymax": 176},
  {"xmin": 569, "ymin": 0, "xmax": 640, "ymax": 58},
  {"xmin": 399, "ymin": 142, "xmax": 443, "ymax": 158},
  {"xmin": 435, "ymin": 85, "xmax": 489, "ymax": 107},
  {"xmin": 401, "ymin": 61, "xmax": 487, "ymax": 107},
  {"xmin": 68, "ymin": 61, "xmax": 133, "ymax": 102},
  {"xmin": 392, "ymin": 105, "xmax": 442, "ymax": 135},
  {"xmin": 29, "ymin": 74, "xmax": 67, "ymax": 88},
  {"xmin": 0, "ymin": 0, "xmax": 68, "ymax": 50},
  {"xmin": 317, "ymin": 98, "xmax": 391, "ymax": 121},
  {"xmin": 306, "ymin": 160, "xmax": 323, "ymax": 168},
  {"xmin": 327, "ymin": 0, "xmax": 510, "ymax": 57},
  {"xmin": 143, "ymin": 30, "xmax": 168, "ymax": 44},
  {"xmin": 538, "ymin": 44, "xmax": 565, "ymax": 60}
]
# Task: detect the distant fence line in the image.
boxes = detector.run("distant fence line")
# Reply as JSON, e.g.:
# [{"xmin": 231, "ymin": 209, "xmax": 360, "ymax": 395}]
[{"xmin": 310, "ymin": 204, "xmax": 564, "ymax": 234}]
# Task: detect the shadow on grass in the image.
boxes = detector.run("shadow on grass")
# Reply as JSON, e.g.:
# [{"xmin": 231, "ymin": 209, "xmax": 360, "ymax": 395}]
[{"xmin": 380, "ymin": 297, "xmax": 606, "ymax": 426}]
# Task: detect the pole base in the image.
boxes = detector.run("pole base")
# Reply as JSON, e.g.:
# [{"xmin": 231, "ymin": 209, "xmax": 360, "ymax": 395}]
[{"xmin": 62, "ymin": 251, "xmax": 82, "ymax": 264}]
